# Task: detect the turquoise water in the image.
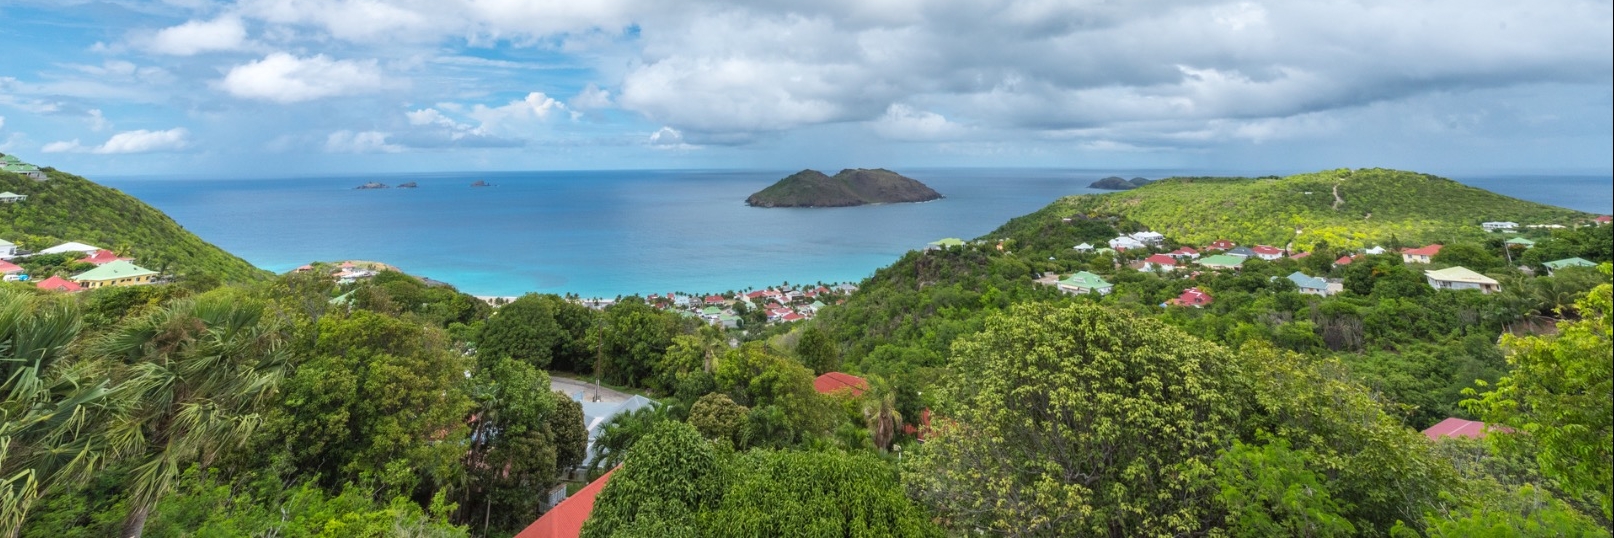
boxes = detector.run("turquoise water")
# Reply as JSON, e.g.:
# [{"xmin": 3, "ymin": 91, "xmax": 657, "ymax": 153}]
[{"xmin": 98, "ymin": 169, "xmax": 1611, "ymax": 298}]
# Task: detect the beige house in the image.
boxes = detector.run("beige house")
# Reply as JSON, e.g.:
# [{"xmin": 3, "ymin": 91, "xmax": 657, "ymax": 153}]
[
  {"xmin": 1425, "ymin": 266, "xmax": 1500, "ymax": 294},
  {"xmin": 71, "ymin": 260, "xmax": 158, "ymax": 289}
]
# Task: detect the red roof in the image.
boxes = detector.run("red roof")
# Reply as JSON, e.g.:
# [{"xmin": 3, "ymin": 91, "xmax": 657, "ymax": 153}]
[
  {"xmin": 1289, "ymin": 251, "xmax": 1311, "ymax": 259},
  {"xmin": 1421, "ymin": 418, "xmax": 1487, "ymax": 441},
  {"xmin": 79, "ymin": 249, "xmax": 131, "ymax": 265},
  {"xmin": 813, "ymin": 372, "xmax": 868, "ymax": 397},
  {"xmin": 704, "ymin": 295, "xmax": 725, "ymax": 304},
  {"xmin": 901, "ymin": 408, "xmax": 934, "ymax": 441},
  {"xmin": 781, "ymin": 312, "xmax": 805, "ymax": 321},
  {"xmin": 0, "ymin": 260, "xmax": 22, "ymax": 274},
  {"xmin": 1209, "ymin": 240, "xmax": 1235, "ymax": 250},
  {"xmin": 1402, "ymin": 244, "xmax": 1443, "ymax": 257},
  {"xmin": 745, "ymin": 290, "xmax": 767, "ymax": 298},
  {"xmin": 1595, "ymin": 215, "xmax": 1612, "ymax": 223},
  {"xmin": 1172, "ymin": 287, "xmax": 1212, "ymax": 307},
  {"xmin": 35, "ymin": 275, "xmax": 82, "ymax": 292},
  {"xmin": 1252, "ymin": 245, "xmax": 1282, "ymax": 255},
  {"xmin": 515, "ymin": 468, "xmax": 616, "ymax": 538},
  {"xmin": 1335, "ymin": 255, "xmax": 1355, "ymax": 265},
  {"xmin": 1143, "ymin": 254, "xmax": 1177, "ymax": 266}
]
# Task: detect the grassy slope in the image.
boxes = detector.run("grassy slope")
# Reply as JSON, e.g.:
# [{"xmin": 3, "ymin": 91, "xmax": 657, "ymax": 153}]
[
  {"xmin": 0, "ymin": 169, "xmax": 269, "ymax": 283},
  {"xmin": 989, "ymin": 168, "xmax": 1590, "ymax": 250}
]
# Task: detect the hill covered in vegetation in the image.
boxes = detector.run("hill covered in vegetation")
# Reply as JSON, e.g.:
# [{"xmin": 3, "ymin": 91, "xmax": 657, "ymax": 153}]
[
  {"xmin": 745, "ymin": 168, "xmax": 942, "ymax": 207},
  {"xmin": 0, "ymin": 168, "xmax": 267, "ymax": 283},
  {"xmin": 1001, "ymin": 168, "xmax": 1589, "ymax": 250}
]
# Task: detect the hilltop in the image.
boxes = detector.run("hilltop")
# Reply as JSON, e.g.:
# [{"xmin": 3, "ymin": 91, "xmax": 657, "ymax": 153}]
[
  {"xmin": 991, "ymin": 168, "xmax": 1590, "ymax": 251},
  {"xmin": 1088, "ymin": 176, "xmax": 1153, "ymax": 190},
  {"xmin": 0, "ymin": 168, "xmax": 269, "ymax": 283},
  {"xmin": 746, "ymin": 168, "xmax": 942, "ymax": 207}
]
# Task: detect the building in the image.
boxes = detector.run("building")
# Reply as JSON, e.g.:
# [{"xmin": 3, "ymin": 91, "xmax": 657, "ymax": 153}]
[
  {"xmin": 1140, "ymin": 254, "xmax": 1178, "ymax": 272},
  {"xmin": 1072, "ymin": 242, "xmax": 1095, "ymax": 253},
  {"xmin": 1421, "ymin": 418, "xmax": 1488, "ymax": 441},
  {"xmin": 1334, "ymin": 254, "xmax": 1358, "ymax": 266},
  {"xmin": 513, "ymin": 468, "xmax": 616, "ymax": 538},
  {"xmin": 1129, "ymin": 231, "xmax": 1165, "ymax": 245},
  {"xmin": 1166, "ymin": 246, "xmax": 1199, "ymax": 259},
  {"xmin": 1170, "ymin": 288, "xmax": 1212, "ymax": 307},
  {"xmin": 813, "ymin": 372, "xmax": 868, "ymax": 397},
  {"xmin": 0, "ymin": 238, "xmax": 16, "ymax": 259},
  {"xmin": 71, "ymin": 260, "xmax": 158, "ymax": 289},
  {"xmin": 926, "ymin": 238, "xmax": 965, "ymax": 250},
  {"xmin": 1207, "ymin": 239, "xmax": 1236, "ymax": 250},
  {"xmin": 35, "ymin": 275, "xmax": 82, "ymax": 293},
  {"xmin": 1251, "ymin": 245, "xmax": 1284, "ymax": 260},
  {"xmin": 577, "ymin": 395, "xmax": 657, "ymax": 467},
  {"xmin": 1227, "ymin": 246, "xmax": 1257, "ymax": 258},
  {"xmin": 1425, "ymin": 266, "xmax": 1500, "ymax": 294},
  {"xmin": 1057, "ymin": 271, "xmax": 1113, "ymax": 295},
  {"xmin": 1288, "ymin": 251, "xmax": 1311, "ymax": 260},
  {"xmin": 1481, "ymin": 221, "xmax": 1518, "ymax": 232},
  {"xmin": 1363, "ymin": 246, "xmax": 1386, "ymax": 255},
  {"xmin": 1196, "ymin": 254, "xmax": 1245, "ymax": 270},
  {"xmin": 1596, "ymin": 215, "xmax": 1612, "ymax": 225},
  {"xmin": 1107, "ymin": 236, "xmax": 1146, "ymax": 251},
  {"xmin": 79, "ymin": 249, "xmax": 133, "ymax": 265},
  {"xmin": 0, "ymin": 260, "xmax": 23, "ymax": 281},
  {"xmin": 1285, "ymin": 271, "xmax": 1331, "ymax": 296},
  {"xmin": 0, "ymin": 191, "xmax": 26, "ymax": 203},
  {"xmin": 1542, "ymin": 257, "xmax": 1597, "ymax": 275},
  {"xmin": 1, "ymin": 154, "xmax": 48, "ymax": 181},
  {"xmin": 39, "ymin": 241, "xmax": 102, "ymax": 256},
  {"xmin": 1401, "ymin": 244, "xmax": 1443, "ymax": 264},
  {"xmin": 1505, "ymin": 237, "xmax": 1536, "ymax": 248}
]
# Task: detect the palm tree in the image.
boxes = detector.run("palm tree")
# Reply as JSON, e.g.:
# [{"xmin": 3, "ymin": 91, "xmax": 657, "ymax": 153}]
[
  {"xmin": 1, "ymin": 290, "xmax": 113, "ymax": 538},
  {"xmin": 96, "ymin": 294, "xmax": 290, "ymax": 538},
  {"xmin": 861, "ymin": 377, "xmax": 903, "ymax": 451},
  {"xmin": 586, "ymin": 403, "xmax": 667, "ymax": 474}
]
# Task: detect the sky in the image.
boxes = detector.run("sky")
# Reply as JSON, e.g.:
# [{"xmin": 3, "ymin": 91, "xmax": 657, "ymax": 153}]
[{"xmin": 0, "ymin": 0, "xmax": 1610, "ymax": 178}]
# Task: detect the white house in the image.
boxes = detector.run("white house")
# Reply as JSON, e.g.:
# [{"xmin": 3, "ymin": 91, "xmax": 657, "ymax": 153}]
[
  {"xmin": 1108, "ymin": 236, "xmax": 1147, "ymax": 250},
  {"xmin": 0, "ymin": 239, "xmax": 17, "ymax": 259},
  {"xmin": 1426, "ymin": 266, "xmax": 1501, "ymax": 294},
  {"xmin": 0, "ymin": 191, "xmax": 26, "ymax": 203},
  {"xmin": 1129, "ymin": 231, "xmax": 1165, "ymax": 245},
  {"xmin": 1481, "ymin": 221, "xmax": 1518, "ymax": 232},
  {"xmin": 1364, "ymin": 246, "xmax": 1386, "ymax": 255},
  {"xmin": 39, "ymin": 241, "xmax": 102, "ymax": 255},
  {"xmin": 1072, "ymin": 242, "xmax": 1095, "ymax": 253}
]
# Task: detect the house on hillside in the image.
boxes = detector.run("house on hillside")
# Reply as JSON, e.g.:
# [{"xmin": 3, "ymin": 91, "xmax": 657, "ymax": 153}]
[
  {"xmin": 1364, "ymin": 246, "xmax": 1386, "ymax": 255},
  {"xmin": 814, "ymin": 372, "xmax": 869, "ymax": 397},
  {"xmin": 1285, "ymin": 271, "xmax": 1332, "ymax": 296},
  {"xmin": 70, "ymin": 260, "xmax": 157, "ymax": 289},
  {"xmin": 0, "ymin": 260, "xmax": 24, "ymax": 281},
  {"xmin": 513, "ymin": 468, "xmax": 616, "ymax": 538},
  {"xmin": 1401, "ymin": 244, "xmax": 1443, "ymax": 264},
  {"xmin": 1, "ymin": 154, "xmax": 47, "ymax": 181},
  {"xmin": 79, "ymin": 249, "xmax": 133, "ymax": 265},
  {"xmin": 1251, "ymin": 245, "xmax": 1284, "ymax": 260},
  {"xmin": 1167, "ymin": 246, "xmax": 1199, "ymax": 259},
  {"xmin": 1108, "ymin": 236, "xmax": 1146, "ymax": 251},
  {"xmin": 1057, "ymin": 271, "xmax": 1113, "ymax": 295},
  {"xmin": 1140, "ymin": 254, "xmax": 1178, "ymax": 272},
  {"xmin": 926, "ymin": 238, "xmax": 965, "ymax": 250},
  {"xmin": 1207, "ymin": 239, "xmax": 1236, "ymax": 250},
  {"xmin": 1129, "ymin": 231, "xmax": 1165, "ymax": 245},
  {"xmin": 577, "ymin": 395, "xmax": 657, "ymax": 468},
  {"xmin": 1596, "ymin": 215, "xmax": 1612, "ymax": 225},
  {"xmin": 1422, "ymin": 418, "xmax": 1488, "ymax": 441},
  {"xmin": 1481, "ymin": 221, "xmax": 1518, "ymax": 232},
  {"xmin": 1227, "ymin": 246, "xmax": 1257, "ymax": 258},
  {"xmin": 1288, "ymin": 251, "xmax": 1311, "ymax": 260},
  {"xmin": 1542, "ymin": 257, "xmax": 1597, "ymax": 275},
  {"xmin": 1169, "ymin": 287, "xmax": 1212, "ymax": 307},
  {"xmin": 0, "ymin": 239, "xmax": 17, "ymax": 259},
  {"xmin": 1072, "ymin": 242, "xmax": 1095, "ymax": 253},
  {"xmin": 1334, "ymin": 254, "xmax": 1360, "ymax": 266},
  {"xmin": 39, "ymin": 242, "xmax": 102, "ymax": 256},
  {"xmin": 1425, "ymin": 266, "xmax": 1500, "ymax": 294},
  {"xmin": 1505, "ymin": 237, "xmax": 1536, "ymax": 248},
  {"xmin": 1197, "ymin": 254, "xmax": 1245, "ymax": 270},
  {"xmin": 0, "ymin": 191, "xmax": 26, "ymax": 203},
  {"xmin": 35, "ymin": 275, "xmax": 82, "ymax": 293}
]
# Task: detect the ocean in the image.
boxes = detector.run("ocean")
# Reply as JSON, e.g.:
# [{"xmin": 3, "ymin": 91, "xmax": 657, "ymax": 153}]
[{"xmin": 98, "ymin": 170, "xmax": 1613, "ymax": 298}]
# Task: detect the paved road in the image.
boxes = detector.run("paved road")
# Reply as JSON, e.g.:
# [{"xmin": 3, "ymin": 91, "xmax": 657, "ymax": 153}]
[{"xmin": 550, "ymin": 376, "xmax": 633, "ymax": 404}]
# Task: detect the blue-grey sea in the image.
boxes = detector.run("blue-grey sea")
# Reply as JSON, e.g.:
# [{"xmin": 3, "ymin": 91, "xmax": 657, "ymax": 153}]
[{"xmin": 98, "ymin": 170, "xmax": 1612, "ymax": 298}]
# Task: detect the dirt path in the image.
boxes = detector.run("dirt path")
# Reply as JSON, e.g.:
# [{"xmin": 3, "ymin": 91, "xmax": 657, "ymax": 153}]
[{"xmin": 1332, "ymin": 183, "xmax": 1344, "ymax": 210}]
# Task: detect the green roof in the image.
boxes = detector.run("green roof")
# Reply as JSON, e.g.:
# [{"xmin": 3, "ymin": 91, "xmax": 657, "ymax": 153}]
[
  {"xmin": 928, "ymin": 238, "xmax": 965, "ymax": 247},
  {"xmin": 1197, "ymin": 254, "xmax": 1246, "ymax": 268},
  {"xmin": 71, "ymin": 260, "xmax": 157, "ymax": 282},
  {"xmin": 1505, "ymin": 237, "xmax": 1536, "ymax": 246},
  {"xmin": 1543, "ymin": 257, "xmax": 1596, "ymax": 270},
  {"xmin": 701, "ymin": 306, "xmax": 721, "ymax": 315},
  {"xmin": 1058, "ymin": 271, "xmax": 1112, "ymax": 290}
]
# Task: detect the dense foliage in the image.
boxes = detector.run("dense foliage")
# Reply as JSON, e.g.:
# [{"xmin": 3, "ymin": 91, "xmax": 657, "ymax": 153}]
[{"xmin": 0, "ymin": 169, "xmax": 268, "ymax": 284}]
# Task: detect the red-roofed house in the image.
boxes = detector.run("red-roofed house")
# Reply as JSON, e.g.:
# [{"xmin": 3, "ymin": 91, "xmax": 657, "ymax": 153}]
[
  {"xmin": 1208, "ymin": 240, "xmax": 1236, "ymax": 250},
  {"xmin": 813, "ymin": 372, "xmax": 869, "ymax": 397},
  {"xmin": 781, "ymin": 312, "xmax": 805, "ymax": 322},
  {"xmin": 901, "ymin": 408, "xmax": 933, "ymax": 442},
  {"xmin": 745, "ymin": 290, "xmax": 767, "ymax": 299},
  {"xmin": 1167, "ymin": 246, "xmax": 1199, "ymax": 259},
  {"xmin": 1251, "ymin": 245, "xmax": 1284, "ymax": 260},
  {"xmin": 79, "ymin": 249, "xmax": 133, "ymax": 265},
  {"xmin": 1170, "ymin": 287, "xmax": 1212, "ymax": 307},
  {"xmin": 1402, "ymin": 244, "xmax": 1443, "ymax": 264},
  {"xmin": 1289, "ymin": 251, "xmax": 1311, "ymax": 260},
  {"xmin": 1421, "ymin": 418, "xmax": 1488, "ymax": 441},
  {"xmin": 704, "ymin": 295, "xmax": 726, "ymax": 305},
  {"xmin": 1595, "ymin": 215, "xmax": 1611, "ymax": 224},
  {"xmin": 0, "ymin": 259, "xmax": 22, "ymax": 277},
  {"xmin": 35, "ymin": 275, "xmax": 82, "ymax": 293},
  {"xmin": 1140, "ymin": 254, "xmax": 1178, "ymax": 272},
  {"xmin": 514, "ymin": 468, "xmax": 616, "ymax": 538},
  {"xmin": 1335, "ymin": 254, "xmax": 1361, "ymax": 266}
]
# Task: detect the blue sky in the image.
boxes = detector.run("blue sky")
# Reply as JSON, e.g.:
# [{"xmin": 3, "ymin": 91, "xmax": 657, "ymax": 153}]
[{"xmin": 1, "ymin": 0, "xmax": 1609, "ymax": 177}]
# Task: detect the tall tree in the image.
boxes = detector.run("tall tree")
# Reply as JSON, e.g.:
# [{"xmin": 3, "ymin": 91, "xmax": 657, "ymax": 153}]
[
  {"xmin": 95, "ymin": 292, "xmax": 291, "ymax": 538},
  {"xmin": 476, "ymin": 294, "xmax": 563, "ymax": 369}
]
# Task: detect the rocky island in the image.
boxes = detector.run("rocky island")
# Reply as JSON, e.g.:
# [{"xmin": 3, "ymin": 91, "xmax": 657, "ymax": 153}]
[
  {"xmin": 1088, "ymin": 176, "xmax": 1154, "ymax": 190},
  {"xmin": 355, "ymin": 182, "xmax": 389, "ymax": 189},
  {"xmin": 745, "ymin": 168, "xmax": 942, "ymax": 208},
  {"xmin": 397, "ymin": 182, "xmax": 417, "ymax": 188},
  {"xmin": 471, "ymin": 180, "xmax": 492, "ymax": 187}
]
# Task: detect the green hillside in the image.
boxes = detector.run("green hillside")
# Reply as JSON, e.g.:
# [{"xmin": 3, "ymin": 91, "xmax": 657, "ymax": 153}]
[
  {"xmin": 991, "ymin": 168, "xmax": 1591, "ymax": 250},
  {"xmin": 0, "ymin": 168, "xmax": 269, "ymax": 283}
]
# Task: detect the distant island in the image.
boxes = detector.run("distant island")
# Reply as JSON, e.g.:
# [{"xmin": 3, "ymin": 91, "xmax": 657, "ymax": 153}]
[
  {"xmin": 397, "ymin": 182, "xmax": 417, "ymax": 188},
  {"xmin": 746, "ymin": 169, "xmax": 942, "ymax": 208},
  {"xmin": 1089, "ymin": 176, "xmax": 1154, "ymax": 190},
  {"xmin": 471, "ymin": 180, "xmax": 492, "ymax": 187},
  {"xmin": 355, "ymin": 182, "xmax": 389, "ymax": 190}
]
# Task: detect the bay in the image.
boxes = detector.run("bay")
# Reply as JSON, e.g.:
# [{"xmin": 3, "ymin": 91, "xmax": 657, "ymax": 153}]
[{"xmin": 98, "ymin": 169, "xmax": 1612, "ymax": 298}]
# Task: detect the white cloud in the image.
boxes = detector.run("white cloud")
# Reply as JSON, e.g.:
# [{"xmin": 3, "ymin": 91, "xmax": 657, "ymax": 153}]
[
  {"xmin": 220, "ymin": 53, "xmax": 392, "ymax": 103},
  {"xmin": 465, "ymin": 92, "xmax": 567, "ymax": 133},
  {"xmin": 569, "ymin": 84, "xmax": 612, "ymax": 111},
  {"xmin": 86, "ymin": 109, "xmax": 110, "ymax": 132},
  {"xmin": 324, "ymin": 130, "xmax": 403, "ymax": 153},
  {"xmin": 42, "ymin": 128, "xmax": 190, "ymax": 154},
  {"xmin": 647, "ymin": 126, "xmax": 697, "ymax": 149},
  {"xmin": 147, "ymin": 17, "xmax": 247, "ymax": 55},
  {"xmin": 0, "ymin": 116, "xmax": 5, "ymax": 130},
  {"xmin": 870, "ymin": 104, "xmax": 966, "ymax": 141}
]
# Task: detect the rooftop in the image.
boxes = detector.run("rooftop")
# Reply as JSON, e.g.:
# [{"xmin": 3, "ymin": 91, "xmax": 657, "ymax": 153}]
[
  {"xmin": 72, "ymin": 260, "xmax": 157, "ymax": 282},
  {"xmin": 813, "ymin": 372, "xmax": 868, "ymax": 397},
  {"xmin": 1425, "ymin": 266, "xmax": 1498, "ymax": 285},
  {"xmin": 514, "ymin": 468, "xmax": 616, "ymax": 538},
  {"xmin": 1421, "ymin": 418, "xmax": 1487, "ymax": 440}
]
